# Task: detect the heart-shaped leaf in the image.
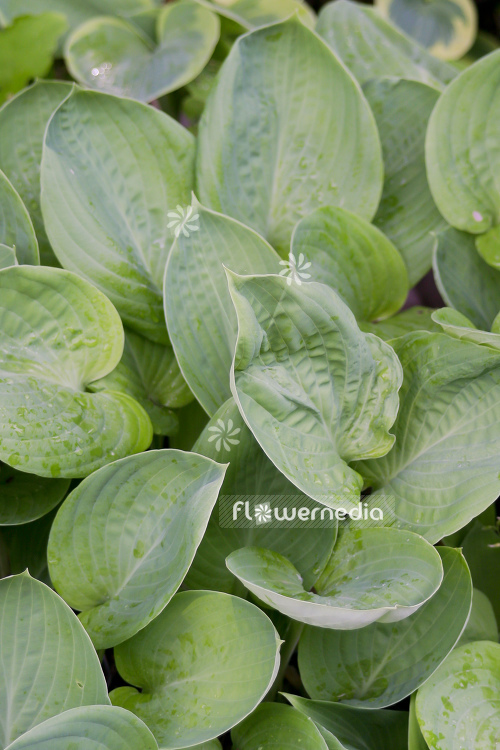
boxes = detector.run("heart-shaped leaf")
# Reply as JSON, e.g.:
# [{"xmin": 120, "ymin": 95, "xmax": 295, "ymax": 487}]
[
  {"xmin": 41, "ymin": 88, "xmax": 195, "ymax": 344},
  {"xmin": 228, "ymin": 273, "xmax": 402, "ymax": 509},
  {"xmin": 48, "ymin": 450, "xmax": 226, "ymax": 648},
  {"xmin": 231, "ymin": 704, "xmax": 328, "ymax": 750},
  {"xmin": 0, "ymin": 463, "xmax": 69, "ymax": 525},
  {"xmin": 110, "ymin": 590, "xmax": 281, "ymax": 748},
  {"xmin": 416, "ymin": 641, "xmax": 500, "ymax": 749},
  {"xmin": 196, "ymin": 17, "xmax": 383, "ymax": 255},
  {"xmin": 0, "ymin": 265, "xmax": 152, "ymax": 478},
  {"xmin": 164, "ymin": 200, "xmax": 280, "ymax": 416},
  {"xmin": 0, "ymin": 573, "xmax": 109, "ymax": 748},
  {"xmin": 298, "ymin": 547, "xmax": 472, "ymax": 708},
  {"xmin": 0, "ymin": 170, "xmax": 38, "ymax": 265},
  {"xmin": 65, "ymin": 0, "xmax": 220, "ymax": 102},
  {"xmin": 226, "ymin": 529, "xmax": 443, "ymax": 628},
  {"xmin": 290, "ymin": 206, "xmax": 408, "ymax": 321}
]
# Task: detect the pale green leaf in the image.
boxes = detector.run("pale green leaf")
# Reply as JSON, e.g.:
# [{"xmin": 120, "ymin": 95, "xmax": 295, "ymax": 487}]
[
  {"xmin": 0, "ymin": 463, "xmax": 69, "ymax": 525},
  {"xmin": 196, "ymin": 18, "xmax": 383, "ymax": 255},
  {"xmin": 110, "ymin": 590, "xmax": 281, "ymax": 748},
  {"xmin": 290, "ymin": 206, "xmax": 408, "ymax": 320},
  {"xmin": 201, "ymin": 0, "xmax": 315, "ymax": 31},
  {"xmin": 0, "ymin": 170, "xmax": 38, "ymax": 265},
  {"xmin": 0, "ymin": 0, "xmax": 160, "ymax": 29},
  {"xmin": 432, "ymin": 307, "xmax": 500, "ymax": 348},
  {"xmin": 457, "ymin": 588, "xmax": 498, "ymax": 646},
  {"xmin": 48, "ymin": 450, "xmax": 226, "ymax": 649},
  {"xmin": 231, "ymin": 704, "xmax": 328, "ymax": 750},
  {"xmin": 228, "ymin": 273, "xmax": 402, "ymax": 509},
  {"xmin": 0, "ymin": 573, "xmax": 109, "ymax": 748},
  {"xmin": 0, "ymin": 265, "xmax": 152, "ymax": 478},
  {"xmin": 298, "ymin": 547, "xmax": 472, "ymax": 708},
  {"xmin": 0, "ymin": 244, "xmax": 17, "ymax": 269},
  {"xmin": 41, "ymin": 89, "xmax": 195, "ymax": 344}
]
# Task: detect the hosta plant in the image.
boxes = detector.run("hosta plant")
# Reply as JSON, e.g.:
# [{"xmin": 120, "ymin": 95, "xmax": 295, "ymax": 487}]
[{"xmin": 0, "ymin": 1, "xmax": 499, "ymax": 749}]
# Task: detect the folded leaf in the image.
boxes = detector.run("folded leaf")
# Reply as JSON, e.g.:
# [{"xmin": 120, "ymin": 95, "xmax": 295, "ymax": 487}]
[
  {"xmin": 228, "ymin": 273, "xmax": 402, "ymax": 509},
  {"xmin": 299, "ymin": 547, "xmax": 471, "ymax": 708},
  {"xmin": 432, "ymin": 307, "xmax": 500, "ymax": 348},
  {"xmin": 0, "ymin": 464, "xmax": 69, "ymax": 525},
  {"xmin": 0, "ymin": 265, "xmax": 152, "ymax": 478},
  {"xmin": 0, "ymin": 170, "xmax": 38, "ymax": 265},
  {"xmin": 231, "ymin": 704, "xmax": 328, "ymax": 750},
  {"xmin": 41, "ymin": 89, "xmax": 195, "ymax": 344},
  {"xmin": 196, "ymin": 17, "xmax": 383, "ymax": 255},
  {"xmin": 111, "ymin": 590, "xmax": 281, "ymax": 748}
]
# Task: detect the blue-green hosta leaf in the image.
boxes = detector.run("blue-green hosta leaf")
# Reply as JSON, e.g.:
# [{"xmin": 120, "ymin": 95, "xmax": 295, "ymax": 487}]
[
  {"xmin": 433, "ymin": 227, "xmax": 500, "ymax": 330},
  {"xmin": 357, "ymin": 331, "xmax": 500, "ymax": 542},
  {"xmin": 457, "ymin": 588, "xmax": 498, "ymax": 646},
  {"xmin": 0, "ymin": 81, "xmax": 72, "ymax": 267},
  {"xmin": 186, "ymin": 398, "xmax": 336, "ymax": 594},
  {"xmin": 0, "ymin": 463, "xmax": 69, "ymax": 525},
  {"xmin": 376, "ymin": 0, "xmax": 477, "ymax": 60},
  {"xmin": 316, "ymin": 0, "xmax": 456, "ymax": 88},
  {"xmin": 0, "ymin": 171, "xmax": 38, "ymax": 265},
  {"xmin": 290, "ymin": 206, "xmax": 408, "ymax": 321},
  {"xmin": 0, "ymin": 573, "xmax": 109, "ymax": 748},
  {"xmin": 90, "ymin": 329, "xmax": 192, "ymax": 436},
  {"xmin": 432, "ymin": 308, "xmax": 500, "ymax": 348},
  {"xmin": 226, "ymin": 529, "xmax": 442, "ymax": 628},
  {"xmin": 360, "ymin": 307, "xmax": 441, "ymax": 343},
  {"xmin": 298, "ymin": 547, "xmax": 472, "ymax": 708},
  {"xmin": 426, "ymin": 50, "xmax": 500, "ymax": 262},
  {"xmin": 4, "ymin": 706, "xmax": 158, "ymax": 750},
  {"xmin": 200, "ymin": 0, "xmax": 315, "ymax": 31},
  {"xmin": 41, "ymin": 89, "xmax": 194, "ymax": 344},
  {"xmin": 231, "ymin": 704, "xmax": 328, "ymax": 750},
  {"xmin": 285, "ymin": 695, "xmax": 409, "ymax": 750},
  {"xmin": 416, "ymin": 641, "xmax": 500, "ymax": 750},
  {"xmin": 228, "ymin": 273, "xmax": 402, "ymax": 509},
  {"xmin": 0, "ymin": 14, "xmax": 67, "ymax": 104},
  {"xmin": 196, "ymin": 18, "xmax": 383, "ymax": 255},
  {"xmin": 0, "ymin": 0, "xmax": 160, "ymax": 29},
  {"xmin": 48, "ymin": 450, "xmax": 226, "ymax": 649},
  {"xmin": 110, "ymin": 590, "xmax": 281, "ymax": 748},
  {"xmin": 364, "ymin": 77, "xmax": 446, "ymax": 286},
  {"xmin": 0, "ymin": 265, "xmax": 152, "ymax": 478},
  {"xmin": 65, "ymin": 1, "xmax": 220, "ymax": 102},
  {"xmin": 462, "ymin": 522, "xmax": 500, "ymax": 624},
  {"xmin": 164, "ymin": 200, "xmax": 280, "ymax": 416}
]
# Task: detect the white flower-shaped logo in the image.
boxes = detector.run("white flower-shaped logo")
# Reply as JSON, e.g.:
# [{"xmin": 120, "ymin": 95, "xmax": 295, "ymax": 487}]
[
  {"xmin": 254, "ymin": 503, "xmax": 272, "ymax": 524},
  {"xmin": 167, "ymin": 205, "xmax": 200, "ymax": 238},
  {"xmin": 279, "ymin": 252, "xmax": 312, "ymax": 285},
  {"xmin": 207, "ymin": 418, "xmax": 241, "ymax": 452}
]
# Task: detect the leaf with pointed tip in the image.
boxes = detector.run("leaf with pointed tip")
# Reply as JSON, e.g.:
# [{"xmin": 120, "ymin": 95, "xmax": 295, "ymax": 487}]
[
  {"xmin": 0, "ymin": 170, "xmax": 38, "ymax": 265},
  {"xmin": 364, "ymin": 77, "xmax": 446, "ymax": 286},
  {"xmin": 164, "ymin": 201, "xmax": 280, "ymax": 416},
  {"xmin": 0, "ymin": 266, "xmax": 152, "ymax": 478},
  {"xmin": 357, "ymin": 331, "xmax": 500, "ymax": 542},
  {"xmin": 298, "ymin": 547, "xmax": 472, "ymax": 708},
  {"xmin": 0, "ymin": 573, "xmax": 109, "ymax": 748},
  {"xmin": 290, "ymin": 206, "xmax": 408, "ymax": 321},
  {"xmin": 360, "ymin": 307, "xmax": 441, "ymax": 343},
  {"xmin": 41, "ymin": 89, "xmax": 194, "ymax": 344},
  {"xmin": 416, "ymin": 641, "xmax": 500, "ymax": 750},
  {"xmin": 432, "ymin": 308, "xmax": 500, "ymax": 348},
  {"xmin": 462, "ymin": 522, "xmax": 500, "ymax": 623},
  {"xmin": 0, "ymin": 81, "xmax": 72, "ymax": 266},
  {"xmin": 48, "ymin": 450, "xmax": 226, "ymax": 648},
  {"xmin": 110, "ymin": 590, "xmax": 281, "ymax": 748},
  {"xmin": 65, "ymin": 1, "xmax": 220, "ymax": 102},
  {"xmin": 227, "ymin": 529, "xmax": 442, "ymax": 628},
  {"xmin": 0, "ymin": 244, "xmax": 17, "ymax": 269},
  {"xmin": 0, "ymin": 463, "xmax": 69, "ymax": 525},
  {"xmin": 231, "ymin": 704, "xmax": 328, "ymax": 750},
  {"xmin": 285, "ymin": 695, "xmax": 409, "ymax": 750},
  {"xmin": 457, "ymin": 588, "xmax": 498, "ymax": 646},
  {"xmin": 228, "ymin": 273, "xmax": 402, "ymax": 509},
  {"xmin": 196, "ymin": 18, "xmax": 383, "ymax": 255},
  {"xmin": 316, "ymin": 0, "xmax": 456, "ymax": 88}
]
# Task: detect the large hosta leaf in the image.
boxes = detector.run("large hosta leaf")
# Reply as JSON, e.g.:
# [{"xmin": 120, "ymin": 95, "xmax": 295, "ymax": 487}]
[
  {"xmin": 298, "ymin": 547, "xmax": 472, "ymax": 708},
  {"xmin": 416, "ymin": 641, "xmax": 500, "ymax": 749},
  {"xmin": 41, "ymin": 89, "xmax": 194, "ymax": 344},
  {"xmin": 231, "ymin": 704, "xmax": 328, "ymax": 750},
  {"xmin": 196, "ymin": 18, "xmax": 383, "ymax": 255},
  {"xmin": 316, "ymin": 0, "xmax": 456, "ymax": 88},
  {"xmin": 5, "ymin": 706, "xmax": 158, "ymax": 750},
  {"xmin": 0, "ymin": 81, "xmax": 72, "ymax": 266},
  {"xmin": 226, "ymin": 529, "xmax": 442, "ymax": 628},
  {"xmin": 0, "ymin": 464, "xmax": 69, "ymax": 525},
  {"xmin": 357, "ymin": 331, "xmax": 500, "ymax": 542},
  {"xmin": 426, "ymin": 50, "xmax": 500, "ymax": 261},
  {"xmin": 65, "ymin": 1, "xmax": 220, "ymax": 102},
  {"xmin": 0, "ymin": 265, "xmax": 152, "ymax": 478},
  {"xmin": 364, "ymin": 77, "xmax": 446, "ymax": 286},
  {"xmin": 0, "ymin": 171, "xmax": 38, "ymax": 265},
  {"xmin": 164, "ymin": 200, "xmax": 280, "ymax": 416},
  {"xmin": 48, "ymin": 450, "xmax": 226, "ymax": 648},
  {"xmin": 228, "ymin": 273, "xmax": 402, "ymax": 509},
  {"xmin": 0, "ymin": 573, "xmax": 109, "ymax": 748},
  {"xmin": 290, "ymin": 206, "xmax": 408, "ymax": 320},
  {"xmin": 110, "ymin": 590, "xmax": 281, "ymax": 748}
]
